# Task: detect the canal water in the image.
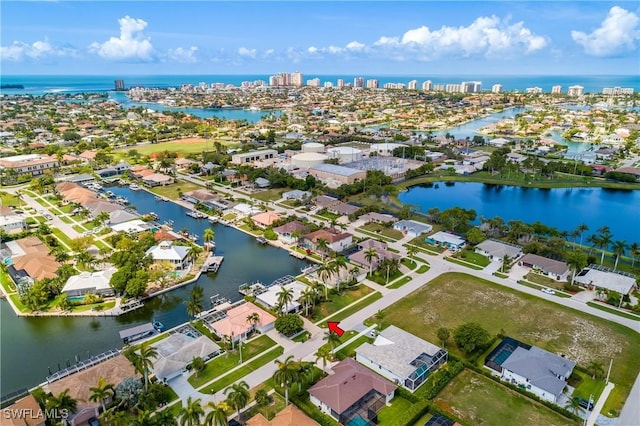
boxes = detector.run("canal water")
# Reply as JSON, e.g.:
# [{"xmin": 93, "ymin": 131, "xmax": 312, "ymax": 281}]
[
  {"xmin": 0, "ymin": 187, "xmax": 308, "ymax": 396},
  {"xmin": 399, "ymin": 182, "xmax": 640, "ymax": 243}
]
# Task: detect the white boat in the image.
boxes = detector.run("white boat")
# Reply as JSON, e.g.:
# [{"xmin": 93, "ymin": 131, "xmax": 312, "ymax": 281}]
[
  {"xmin": 129, "ymin": 183, "xmax": 141, "ymax": 191},
  {"xmin": 93, "ymin": 184, "xmax": 103, "ymax": 190}
]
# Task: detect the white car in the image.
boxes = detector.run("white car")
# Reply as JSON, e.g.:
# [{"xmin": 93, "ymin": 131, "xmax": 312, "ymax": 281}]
[{"xmin": 541, "ymin": 288, "xmax": 556, "ymax": 295}]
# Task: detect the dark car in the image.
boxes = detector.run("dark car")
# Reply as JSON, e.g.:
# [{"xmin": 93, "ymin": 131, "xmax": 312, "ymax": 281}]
[
  {"xmin": 574, "ymin": 397, "xmax": 594, "ymax": 411},
  {"xmin": 88, "ymin": 418, "xmax": 100, "ymax": 426}
]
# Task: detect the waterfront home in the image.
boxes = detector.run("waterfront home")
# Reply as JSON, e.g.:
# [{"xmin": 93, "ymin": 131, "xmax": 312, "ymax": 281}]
[
  {"xmin": 231, "ymin": 203, "xmax": 262, "ymax": 217},
  {"xmin": 359, "ymin": 212, "xmax": 398, "ymax": 225},
  {"xmin": 356, "ymin": 325, "xmax": 448, "ymax": 392},
  {"xmin": 207, "ymin": 302, "xmax": 276, "ymax": 342},
  {"xmin": 108, "ymin": 209, "xmax": 140, "ymax": 225},
  {"xmin": 349, "ymin": 239, "xmax": 399, "ymax": 270},
  {"xmin": 182, "ymin": 189, "xmax": 230, "ymax": 210},
  {"xmin": 231, "ymin": 149, "xmax": 278, "ymax": 164},
  {"xmin": 142, "ymin": 172, "xmax": 174, "ymax": 187},
  {"xmin": 488, "ymin": 137, "xmax": 510, "ymax": 147},
  {"xmin": 246, "ymin": 404, "xmax": 319, "ymax": 426},
  {"xmin": 3, "ymin": 236, "xmax": 61, "ymax": 284},
  {"xmin": 282, "ymin": 189, "xmax": 311, "ymax": 201},
  {"xmin": 273, "ymin": 220, "xmax": 309, "ymax": 244},
  {"xmin": 251, "ymin": 211, "xmax": 281, "ymax": 228},
  {"xmin": 574, "ymin": 265, "xmax": 637, "ymax": 295},
  {"xmin": 0, "ymin": 153, "xmax": 59, "ymax": 180},
  {"xmin": 506, "ymin": 152, "xmax": 527, "ymax": 164},
  {"xmin": 65, "ymin": 173, "xmax": 96, "ymax": 185},
  {"xmin": 392, "ymin": 220, "xmax": 432, "ymax": 238},
  {"xmin": 425, "ymin": 231, "xmax": 466, "ymax": 252},
  {"xmin": 308, "ymin": 358, "xmax": 397, "ymax": 425},
  {"xmin": 62, "ymin": 267, "xmax": 117, "ymax": 298},
  {"xmin": 96, "ymin": 160, "xmax": 131, "ymax": 178},
  {"xmin": 1, "ymin": 394, "xmax": 45, "ymax": 426},
  {"xmin": 151, "ymin": 333, "xmax": 221, "ymax": 382},
  {"xmin": 519, "ymin": 254, "xmax": 570, "ymax": 281},
  {"xmin": 255, "ymin": 280, "xmax": 308, "ymax": 314},
  {"xmin": 145, "ymin": 240, "xmax": 191, "ymax": 270},
  {"xmin": 500, "ymin": 344, "xmax": 575, "ymax": 403},
  {"xmin": 0, "ymin": 207, "xmax": 27, "ymax": 234},
  {"xmin": 474, "ymin": 239, "xmax": 523, "ymax": 262},
  {"xmin": 300, "ymin": 228, "xmax": 353, "ymax": 253},
  {"xmin": 111, "ymin": 219, "xmax": 156, "ymax": 234}
]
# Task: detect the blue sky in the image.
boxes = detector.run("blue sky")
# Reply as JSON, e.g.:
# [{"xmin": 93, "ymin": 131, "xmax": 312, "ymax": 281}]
[{"xmin": 1, "ymin": 1, "xmax": 639, "ymax": 75}]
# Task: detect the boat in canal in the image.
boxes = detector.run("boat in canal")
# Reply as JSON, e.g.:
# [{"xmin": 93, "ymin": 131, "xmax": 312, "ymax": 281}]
[
  {"xmin": 152, "ymin": 319, "xmax": 166, "ymax": 332},
  {"xmin": 256, "ymin": 236, "xmax": 267, "ymax": 245},
  {"xmin": 129, "ymin": 183, "xmax": 141, "ymax": 191},
  {"xmin": 119, "ymin": 323, "xmax": 156, "ymax": 344},
  {"xmin": 186, "ymin": 210, "xmax": 208, "ymax": 219}
]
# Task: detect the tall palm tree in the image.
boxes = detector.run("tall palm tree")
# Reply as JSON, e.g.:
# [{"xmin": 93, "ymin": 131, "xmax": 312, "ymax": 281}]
[
  {"xmin": 224, "ymin": 381, "xmax": 250, "ymax": 421},
  {"xmin": 276, "ymin": 285, "xmax": 294, "ymax": 315},
  {"xmin": 299, "ymin": 288, "xmax": 316, "ymax": 316},
  {"xmin": 564, "ymin": 397, "xmax": 584, "ymax": 416},
  {"xmin": 611, "ymin": 240, "xmax": 628, "ymax": 271},
  {"xmin": 596, "ymin": 226, "xmax": 612, "ymax": 265},
  {"xmin": 137, "ymin": 343, "xmax": 158, "ymax": 391},
  {"xmin": 178, "ymin": 397, "xmax": 204, "ymax": 426},
  {"xmin": 331, "ymin": 256, "xmax": 348, "ymax": 291},
  {"xmin": 316, "ymin": 260, "xmax": 334, "ymax": 296},
  {"xmin": 406, "ymin": 245, "xmax": 417, "ymax": 259},
  {"xmin": 364, "ymin": 247, "xmax": 379, "ymax": 276},
  {"xmin": 315, "ymin": 238, "xmax": 329, "ymax": 260},
  {"xmin": 150, "ymin": 409, "xmax": 177, "ymax": 426},
  {"xmin": 374, "ymin": 309, "xmax": 385, "ymax": 330},
  {"xmin": 630, "ymin": 242, "xmax": 640, "ymax": 268},
  {"xmin": 246, "ymin": 312, "xmax": 260, "ymax": 331},
  {"xmin": 310, "ymin": 281, "xmax": 326, "ymax": 302},
  {"xmin": 130, "ymin": 410, "xmax": 155, "ymax": 426},
  {"xmin": 575, "ymin": 224, "xmax": 589, "ymax": 246},
  {"xmin": 273, "ymin": 355, "xmax": 300, "ymax": 406},
  {"xmin": 315, "ymin": 346, "xmax": 333, "ymax": 374},
  {"xmin": 184, "ymin": 285, "xmax": 204, "ymax": 321},
  {"xmin": 204, "ymin": 401, "xmax": 229, "ymax": 426},
  {"xmin": 89, "ymin": 376, "xmax": 115, "ymax": 414},
  {"xmin": 46, "ymin": 389, "xmax": 77, "ymax": 426},
  {"xmin": 323, "ymin": 331, "xmax": 342, "ymax": 352},
  {"xmin": 565, "ymin": 250, "xmax": 587, "ymax": 286},
  {"xmin": 203, "ymin": 228, "xmax": 215, "ymax": 251}
]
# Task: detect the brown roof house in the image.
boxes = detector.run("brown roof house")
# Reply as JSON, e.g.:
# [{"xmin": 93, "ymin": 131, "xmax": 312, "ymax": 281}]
[
  {"xmin": 1, "ymin": 394, "xmax": 45, "ymax": 426},
  {"xmin": 246, "ymin": 404, "xmax": 319, "ymax": 426},
  {"xmin": 308, "ymin": 358, "xmax": 396, "ymax": 425},
  {"xmin": 300, "ymin": 228, "xmax": 353, "ymax": 253}
]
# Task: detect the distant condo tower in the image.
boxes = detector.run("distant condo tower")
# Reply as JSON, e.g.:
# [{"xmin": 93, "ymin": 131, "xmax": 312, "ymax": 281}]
[{"xmin": 114, "ymin": 79, "xmax": 125, "ymax": 91}]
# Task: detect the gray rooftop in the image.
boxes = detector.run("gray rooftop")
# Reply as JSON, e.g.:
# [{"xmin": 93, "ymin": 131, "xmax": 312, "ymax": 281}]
[
  {"xmin": 394, "ymin": 220, "xmax": 433, "ymax": 235},
  {"xmin": 476, "ymin": 239, "xmax": 523, "ymax": 259},
  {"xmin": 574, "ymin": 266, "xmax": 637, "ymax": 294},
  {"xmin": 356, "ymin": 325, "xmax": 443, "ymax": 378},
  {"xmin": 501, "ymin": 346, "xmax": 575, "ymax": 397},
  {"xmin": 310, "ymin": 163, "xmax": 364, "ymax": 177},
  {"xmin": 520, "ymin": 253, "xmax": 569, "ymax": 276}
]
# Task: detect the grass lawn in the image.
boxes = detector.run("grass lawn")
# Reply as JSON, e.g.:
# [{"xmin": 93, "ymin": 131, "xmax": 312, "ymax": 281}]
[
  {"xmin": 517, "ymin": 280, "xmax": 572, "ymax": 298},
  {"xmin": 147, "ymin": 181, "xmax": 203, "ymax": 200},
  {"xmin": 1, "ymin": 271, "xmax": 17, "ymax": 294},
  {"xmin": 204, "ymin": 346, "xmax": 284, "ymax": 393},
  {"xmin": 401, "ymin": 258, "xmax": 417, "ymax": 270},
  {"xmin": 360, "ymin": 223, "xmax": 403, "ymax": 240},
  {"xmin": 321, "ymin": 292, "xmax": 383, "ymax": 326},
  {"xmin": 570, "ymin": 370, "xmax": 606, "ymax": 402},
  {"xmin": 311, "ymin": 285, "xmax": 374, "ymax": 322},
  {"xmin": 317, "ymin": 330, "xmax": 359, "ymax": 352},
  {"xmin": 407, "ymin": 237, "xmax": 445, "ymax": 253},
  {"xmin": 435, "ymin": 369, "xmax": 575, "ymax": 426},
  {"xmin": 493, "ymin": 271, "xmax": 509, "ymax": 278},
  {"xmin": 188, "ymin": 334, "xmax": 277, "ymax": 388},
  {"xmin": 454, "ymin": 249, "xmax": 490, "ymax": 267},
  {"xmin": 377, "ymin": 396, "xmax": 414, "ymax": 425},
  {"xmin": 416, "ymin": 265, "xmax": 430, "ymax": 274},
  {"xmin": 115, "ymin": 138, "xmax": 230, "ymax": 157},
  {"xmin": 525, "ymin": 272, "xmax": 568, "ymax": 291},
  {"xmin": 444, "ymin": 256, "xmax": 483, "ymax": 270},
  {"xmin": 252, "ymin": 188, "xmax": 287, "ymax": 202},
  {"xmin": 192, "ymin": 320, "xmax": 220, "ymax": 341},
  {"xmin": 368, "ymin": 268, "xmax": 403, "ymax": 285},
  {"xmin": 72, "ymin": 300, "xmax": 116, "ymax": 312},
  {"xmin": 334, "ymin": 334, "xmax": 373, "ymax": 360},
  {"xmin": 0, "ymin": 191, "xmax": 22, "ymax": 207},
  {"xmin": 50, "ymin": 227, "xmax": 73, "ymax": 248},
  {"xmin": 58, "ymin": 204, "xmax": 75, "ymax": 213},
  {"xmin": 388, "ymin": 276, "xmax": 412, "ymax": 289},
  {"xmin": 376, "ymin": 272, "xmax": 640, "ymax": 415},
  {"xmin": 586, "ymin": 302, "xmax": 640, "ymax": 321},
  {"xmin": 242, "ymin": 391, "xmax": 286, "ymax": 421}
]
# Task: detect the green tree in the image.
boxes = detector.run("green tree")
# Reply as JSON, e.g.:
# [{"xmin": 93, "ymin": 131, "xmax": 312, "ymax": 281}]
[
  {"xmin": 586, "ymin": 360, "xmax": 605, "ymax": 379},
  {"xmin": 316, "ymin": 260, "xmax": 334, "ymax": 297},
  {"xmin": 89, "ymin": 376, "xmax": 115, "ymax": 414},
  {"xmin": 224, "ymin": 381, "xmax": 250, "ymax": 421},
  {"xmin": 466, "ymin": 228, "xmax": 486, "ymax": 245},
  {"xmin": 246, "ymin": 312, "xmax": 260, "ymax": 331},
  {"xmin": 178, "ymin": 396, "xmax": 204, "ymax": 426},
  {"xmin": 611, "ymin": 240, "xmax": 628, "ymax": 271},
  {"xmin": 595, "ymin": 226, "xmax": 612, "ymax": 265},
  {"xmin": 298, "ymin": 288, "xmax": 316, "ymax": 317},
  {"xmin": 276, "ymin": 285, "xmax": 294, "ymax": 316},
  {"xmin": 254, "ymin": 388, "xmax": 270, "ymax": 407},
  {"xmin": 315, "ymin": 345, "xmax": 333, "ymax": 374},
  {"xmin": 274, "ymin": 314, "xmax": 303, "ymax": 336},
  {"xmin": 453, "ymin": 323, "xmax": 490, "ymax": 354},
  {"xmin": 203, "ymin": 228, "xmax": 215, "ymax": 251},
  {"xmin": 323, "ymin": 331, "xmax": 342, "ymax": 351},
  {"xmin": 575, "ymin": 224, "xmax": 589, "ymax": 246},
  {"xmin": 124, "ymin": 343, "xmax": 158, "ymax": 391},
  {"xmin": 204, "ymin": 401, "xmax": 229, "ymax": 426},
  {"xmin": 191, "ymin": 356, "xmax": 205, "ymax": 377},
  {"xmin": 565, "ymin": 250, "xmax": 588, "ymax": 286},
  {"xmin": 45, "ymin": 389, "xmax": 77, "ymax": 425},
  {"xmin": 374, "ymin": 309, "xmax": 385, "ymax": 330},
  {"xmin": 273, "ymin": 355, "xmax": 300, "ymax": 406},
  {"xmin": 315, "ymin": 238, "xmax": 329, "ymax": 260},
  {"xmin": 364, "ymin": 247, "xmax": 379, "ymax": 276},
  {"xmin": 564, "ymin": 397, "xmax": 584, "ymax": 416},
  {"xmin": 184, "ymin": 285, "xmax": 204, "ymax": 321},
  {"xmin": 437, "ymin": 327, "xmax": 450, "ymax": 348}
]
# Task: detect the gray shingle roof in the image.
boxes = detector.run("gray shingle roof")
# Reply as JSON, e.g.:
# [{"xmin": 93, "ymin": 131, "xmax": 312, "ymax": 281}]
[{"xmin": 501, "ymin": 346, "xmax": 575, "ymax": 397}]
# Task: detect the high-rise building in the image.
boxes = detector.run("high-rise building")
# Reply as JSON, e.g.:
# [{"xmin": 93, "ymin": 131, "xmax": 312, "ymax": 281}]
[
  {"xmin": 354, "ymin": 77, "xmax": 364, "ymax": 88},
  {"xmin": 433, "ymin": 84, "xmax": 445, "ymax": 92},
  {"xmin": 461, "ymin": 81, "xmax": 482, "ymax": 93},
  {"xmin": 568, "ymin": 85, "xmax": 584, "ymax": 97},
  {"xmin": 551, "ymin": 85, "xmax": 562, "ymax": 94},
  {"xmin": 324, "ymin": 82, "xmax": 333, "ymax": 88},
  {"xmin": 291, "ymin": 71, "xmax": 304, "ymax": 87},
  {"xmin": 422, "ymin": 80, "xmax": 432, "ymax": 91},
  {"xmin": 366, "ymin": 79, "xmax": 379, "ymax": 89},
  {"xmin": 114, "ymin": 80, "xmax": 125, "ymax": 91},
  {"xmin": 491, "ymin": 84, "xmax": 503, "ymax": 93},
  {"xmin": 445, "ymin": 84, "xmax": 462, "ymax": 93},
  {"xmin": 603, "ymin": 87, "xmax": 634, "ymax": 95},
  {"xmin": 526, "ymin": 87, "xmax": 543, "ymax": 94},
  {"xmin": 337, "ymin": 79, "xmax": 345, "ymax": 88},
  {"xmin": 407, "ymin": 80, "xmax": 418, "ymax": 90},
  {"xmin": 307, "ymin": 78, "xmax": 321, "ymax": 87}
]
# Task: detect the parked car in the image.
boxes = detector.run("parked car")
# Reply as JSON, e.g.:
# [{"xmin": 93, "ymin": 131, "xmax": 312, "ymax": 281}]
[
  {"xmin": 541, "ymin": 288, "xmax": 555, "ymax": 295},
  {"xmin": 574, "ymin": 397, "xmax": 594, "ymax": 411}
]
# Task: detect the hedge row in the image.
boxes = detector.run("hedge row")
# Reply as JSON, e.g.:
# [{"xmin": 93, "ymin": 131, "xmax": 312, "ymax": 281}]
[{"xmin": 416, "ymin": 358, "xmax": 465, "ymax": 400}]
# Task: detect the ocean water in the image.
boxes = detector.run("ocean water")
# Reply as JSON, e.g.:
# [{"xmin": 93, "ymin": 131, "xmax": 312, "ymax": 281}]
[{"xmin": 1, "ymin": 74, "xmax": 638, "ymax": 96}]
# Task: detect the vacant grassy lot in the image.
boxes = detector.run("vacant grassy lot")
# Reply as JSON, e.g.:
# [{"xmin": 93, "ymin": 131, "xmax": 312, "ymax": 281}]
[
  {"xmin": 321, "ymin": 292, "xmax": 382, "ymax": 326},
  {"xmin": 115, "ymin": 138, "xmax": 234, "ymax": 157},
  {"xmin": 378, "ymin": 272, "xmax": 640, "ymax": 414},
  {"xmin": 360, "ymin": 223, "xmax": 403, "ymax": 240},
  {"xmin": 147, "ymin": 181, "xmax": 203, "ymax": 200},
  {"xmin": 435, "ymin": 370, "xmax": 575, "ymax": 426},
  {"xmin": 311, "ymin": 285, "xmax": 373, "ymax": 321},
  {"xmin": 252, "ymin": 188, "xmax": 288, "ymax": 202}
]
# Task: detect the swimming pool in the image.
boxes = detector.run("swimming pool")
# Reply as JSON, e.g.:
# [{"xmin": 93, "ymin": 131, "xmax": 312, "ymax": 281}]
[{"xmin": 347, "ymin": 416, "xmax": 370, "ymax": 426}]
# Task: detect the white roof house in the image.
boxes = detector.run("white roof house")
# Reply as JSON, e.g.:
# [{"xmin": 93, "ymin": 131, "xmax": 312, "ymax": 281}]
[
  {"xmin": 62, "ymin": 267, "xmax": 117, "ymax": 297},
  {"xmin": 255, "ymin": 281, "xmax": 309, "ymax": 314},
  {"xmin": 393, "ymin": 220, "xmax": 433, "ymax": 238},
  {"xmin": 356, "ymin": 326, "xmax": 448, "ymax": 392},
  {"xmin": 574, "ymin": 266, "xmax": 637, "ymax": 295},
  {"xmin": 232, "ymin": 203, "xmax": 262, "ymax": 216},
  {"xmin": 151, "ymin": 333, "xmax": 221, "ymax": 381},
  {"xmin": 425, "ymin": 231, "xmax": 466, "ymax": 251},
  {"xmin": 111, "ymin": 219, "xmax": 154, "ymax": 234},
  {"xmin": 474, "ymin": 239, "xmax": 523, "ymax": 262},
  {"xmin": 146, "ymin": 241, "xmax": 191, "ymax": 269}
]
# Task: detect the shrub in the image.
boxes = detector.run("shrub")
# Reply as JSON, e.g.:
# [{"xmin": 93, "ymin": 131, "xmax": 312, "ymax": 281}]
[
  {"xmin": 275, "ymin": 314, "xmax": 304, "ymax": 337},
  {"xmin": 453, "ymin": 323, "xmax": 490, "ymax": 355},
  {"xmin": 263, "ymin": 228, "xmax": 278, "ymax": 241}
]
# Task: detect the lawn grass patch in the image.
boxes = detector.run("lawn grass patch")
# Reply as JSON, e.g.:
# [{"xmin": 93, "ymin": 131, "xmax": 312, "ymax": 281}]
[
  {"xmin": 58, "ymin": 204, "xmax": 75, "ymax": 214},
  {"xmin": 148, "ymin": 181, "xmax": 203, "ymax": 200},
  {"xmin": 525, "ymin": 272, "xmax": 568, "ymax": 291},
  {"xmin": 401, "ymin": 258, "xmax": 417, "ymax": 270},
  {"xmin": 204, "ymin": 346, "xmax": 284, "ymax": 393},
  {"xmin": 72, "ymin": 301, "xmax": 116, "ymax": 312},
  {"xmin": 360, "ymin": 223, "xmax": 403, "ymax": 240},
  {"xmin": 454, "ymin": 249, "xmax": 490, "ymax": 267},
  {"xmin": 416, "ymin": 265, "xmax": 430, "ymax": 274},
  {"xmin": 377, "ymin": 272, "xmax": 640, "ymax": 414},
  {"xmin": 586, "ymin": 302, "xmax": 640, "ymax": 321},
  {"xmin": 252, "ymin": 188, "xmax": 287, "ymax": 202},
  {"xmin": 334, "ymin": 334, "xmax": 373, "ymax": 360},
  {"xmin": 435, "ymin": 369, "xmax": 575, "ymax": 426},
  {"xmin": 115, "ymin": 138, "xmax": 228, "ymax": 157},
  {"xmin": 0, "ymin": 191, "xmax": 22, "ymax": 207},
  {"xmin": 407, "ymin": 237, "xmax": 445, "ymax": 254},
  {"xmin": 493, "ymin": 271, "xmax": 509, "ymax": 278},
  {"xmin": 242, "ymin": 390, "xmax": 286, "ymax": 421},
  {"xmin": 377, "ymin": 396, "xmax": 414, "ymax": 425},
  {"xmin": 321, "ymin": 292, "xmax": 382, "ymax": 325},
  {"xmin": 571, "ymin": 370, "xmax": 606, "ymax": 402},
  {"xmin": 388, "ymin": 276, "xmax": 412, "ymax": 289},
  {"xmin": 50, "ymin": 227, "xmax": 72, "ymax": 247},
  {"xmin": 444, "ymin": 256, "xmax": 483, "ymax": 270},
  {"xmin": 311, "ymin": 285, "xmax": 373, "ymax": 322}
]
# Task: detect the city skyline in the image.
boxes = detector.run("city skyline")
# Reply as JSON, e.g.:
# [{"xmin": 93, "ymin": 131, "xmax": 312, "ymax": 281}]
[{"xmin": 1, "ymin": 1, "xmax": 639, "ymax": 75}]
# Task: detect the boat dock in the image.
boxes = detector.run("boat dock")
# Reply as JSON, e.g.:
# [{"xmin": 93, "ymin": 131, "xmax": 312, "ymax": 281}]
[
  {"xmin": 114, "ymin": 299, "xmax": 144, "ymax": 315},
  {"xmin": 186, "ymin": 210, "xmax": 208, "ymax": 219},
  {"xmin": 119, "ymin": 323, "xmax": 156, "ymax": 344},
  {"xmin": 239, "ymin": 281, "xmax": 266, "ymax": 296},
  {"xmin": 202, "ymin": 255, "xmax": 224, "ymax": 273},
  {"xmin": 290, "ymin": 250, "xmax": 306, "ymax": 259}
]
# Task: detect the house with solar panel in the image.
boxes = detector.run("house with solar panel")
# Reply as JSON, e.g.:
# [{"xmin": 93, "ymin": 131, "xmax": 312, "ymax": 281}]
[{"xmin": 356, "ymin": 326, "xmax": 448, "ymax": 392}]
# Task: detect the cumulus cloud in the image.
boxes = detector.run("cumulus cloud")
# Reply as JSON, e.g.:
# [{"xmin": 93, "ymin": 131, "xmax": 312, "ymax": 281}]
[
  {"xmin": 167, "ymin": 46, "xmax": 198, "ymax": 63},
  {"xmin": 571, "ymin": 6, "xmax": 640, "ymax": 56},
  {"xmin": 0, "ymin": 37, "xmax": 78, "ymax": 62},
  {"xmin": 237, "ymin": 47, "xmax": 257, "ymax": 58},
  {"xmin": 89, "ymin": 16, "xmax": 154, "ymax": 61}
]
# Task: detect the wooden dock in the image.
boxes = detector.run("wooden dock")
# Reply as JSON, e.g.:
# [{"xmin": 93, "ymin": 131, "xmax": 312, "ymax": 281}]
[{"xmin": 202, "ymin": 255, "xmax": 224, "ymax": 273}]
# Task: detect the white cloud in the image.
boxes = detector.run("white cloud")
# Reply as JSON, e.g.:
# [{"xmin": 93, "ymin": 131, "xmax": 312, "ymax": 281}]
[
  {"xmin": 307, "ymin": 46, "xmax": 319, "ymax": 54},
  {"xmin": 237, "ymin": 47, "xmax": 257, "ymax": 58},
  {"xmin": 167, "ymin": 46, "xmax": 198, "ymax": 63},
  {"xmin": 0, "ymin": 37, "xmax": 78, "ymax": 62},
  {"xmin": 345, "ymin": 41, "xmax": 365, "ymax": 51},
  {"xmin": 571, "ymin": 6, "xmax": 640, "ymax": 56},
  {"xmin": 263, "ymin": 49, "xmax": 275, "ymax": 57},
  {"xmin": 89, "ymin": 16, "xmax": 154, "ymax": 61}
]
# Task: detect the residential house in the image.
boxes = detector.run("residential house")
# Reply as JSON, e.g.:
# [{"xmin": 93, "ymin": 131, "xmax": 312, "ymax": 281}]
[
  {"xmin": 327, "ymin": 202, "xmax": 360, "ymax": 217},
  {"xmin": 142, "ymin": 173, "xmax": 174, "ymax": 187},
  {"xmin": 246, "ymin": 405, "xmax": 319, "ymax": 426},
  {"xmin": 488, "ymin": 137, "xmax": 510, "ymax": 147},
  {"xmin": 356, "ymin": 325, "xmax": 448, "ymax": 392},
  {"xmin": 273, "ymin": 220, "xmax": 309, "ymax": 244},
  {"xmin": 251, "ymin": 211, "xmax": 281, "ymax": 228},
  {"xmin": 474, "ymin": 239, "xmax": 523, "ymax": 262},
  {"xmin": 425, "ymin": 231, "xmax": 466, "ymax": 252},
  {"xmin": 393, "ymin": 220, "xmax": 433, "ymax": 238},
  {"xmin": 359, "ymin": 212, "xmax": 398, "ymax": 225},
  {"xmin": 308, "ymin": 358, "xmax": 397, "ymax": 425},
  {"xmin": 2, "ymin": 394, "xmax": 46, "ymax": 426},
  {"xmin": 519, "ymin": 254, "xmax": 570, "ymax": 281},
  {"xmin": 301, "ymin": 228, "xmax": 353, "ymax": 253},
  {"xmin": 145, "ymin": 240, "xmax": 191, "ymax": 270},
  {"xmin": 500, "ymin": 344, "xmax": 575, "ymax": 403},
  {"xmin": 4, "ymin": 237, "xmax": 61, "ymax": 285},
  {"xmin": 255, "ymin": 177, "xmax": 271, "ymax": 188},
  {"xmin": 151, "ymin": 333, "xmax": 221, "ymax": 382},
  {"xmin": 255, "ymin": 280, "xmax": 309, "ymax": 314},
  {"xmin": 313, "ymin": 195, "xmax": 341, "ymax": 209},
  {"xmin": 0, "ymin": 207, "xmax": 26, "ymax": 234},
  {"xmin": 282, "ymin": 190, "xmax": 311, "ymax": 201},
  {"xmin": 348, "ymin": 239, "xmax": 400, "ymax": 270},
  {"xmin": 0, "ymin": 154, "xmax": 58, "ymax": 180},
  {"xmin": 96, "ymin": 160, "xmax": 131, "ymax": 178},
  {"xmin": 573, "ymin": 265, "xmax": 637, "ymax": 295},
  {"xmin": 207, "ymin": 302, "xmax": 276, "ymax": 342},
  {"xmin": 62, "ymin": 267, "xmax": 117, "ymax": 297}
]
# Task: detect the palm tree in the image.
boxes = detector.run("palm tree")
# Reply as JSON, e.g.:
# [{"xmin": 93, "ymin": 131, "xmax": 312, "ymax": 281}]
[
  {"xmin": 95, "ymin": 211, "xmax": 110, "ymax": 227},
  {"xmin": 224, "ymin": 381, "xmax": 250, "ymax": 421},
  {"xmin": 315, "ymin": 238, "xmax": 329, "ymax": 260},
  {"xmin": 316, "ymin": 260, "xmax": 334, "ymax": 296},
  {"xmin": 191, "ymin": 356, "xmax": 205, "ymax": 377},
  {"xmin": 246, "ymin": 312, "xmax": 260, "ymax": 331},
  {"xmin": 374, "ymin": 309, "xmax": 385, "ymax": 330},
  {"xmin": 203, "ymin": 228, "xmax": 215, "ymax": 251},
  {"xmin": 611, "ymin": 240, "xmax": 628, "ymax": 271},
  {"xmin": 184, "ymin": 285, "xmax": 204, "ymax": 321},
  {"xmin": 596, "ymin": 226, "xmax": 612, "ymax": 265},
  {"xmin": 150, "ymin": 409, "xmax": 177, "ymax": 426},
  {"xmin": 575, "ymin": 224, "xmax": 589, "ymax": 246},
  {"xmin": 134, "ymin": 343, "xmax": 158, "ymax": 391},
  {"xmin": 565, "ymin": 250, "xmax": 588, "ymax": 286},
  {"xmin": 406, "ymin": 245, "xmax": 417, "ymax": 259},
  {"xmin": 203, "ymin": 401, "xmax": 229, "ymax": 426},
  {"xmin": 178, "ymin": 397, "xmax": 204, "ymax": 426},
  {"xmin": 299, "ymin": 288, "xmax": 316, "ymax": 316},
  {"xmin": 89, "ymin": 376, "xmax": 115, "ymax": 414},
  {"xmin": 46, "ymin": 389, "xmax": 77, "ymax": 426},
  {"xmin": 276, "ymin": 285, "xmax": 294, "ymax": 315},
  {"xmin": 315, "ymin": 346, "xmax": 333, "ymax": 374},
  {"xmin": 564, "ymin": 397, "xmax": 584, "ymax": 416},
  {"xmin": 130, "ymin": 410, "xmax": 156, "ymax": 426},
  {"xmin": 254, "ymin": 388, "xmax": 270, "ymax": 407},
  {"xmin": 630, "ymin": 242, "xmax": 640, "ymax": 268},
  {"xmin": 323, "ymin": 331, "xmax": 342, "ymax": 352},
  {"xmin": 364, "ymin": 247, "xmax": 379, "ymax": 276},
  {"xmin": 586, "ymin": 360, "xmax": 605, "ymax": 379},
  {"xmin": 331, "ymin": 256, "xmax": 348, "ymax": 291},
  {"xmin": 273, "ymin": 355, "xmax": 300, "ymax": 406}
]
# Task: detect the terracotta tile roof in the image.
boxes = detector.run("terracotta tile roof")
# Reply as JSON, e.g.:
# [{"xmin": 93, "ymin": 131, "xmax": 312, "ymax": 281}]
[
  {"xmin": 1, "ymin": 394, "xmax": 45, "ymax": 426},
  {"xmin": 246, "ymin": 405, "xmax": 319, "ymax": 426}
]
